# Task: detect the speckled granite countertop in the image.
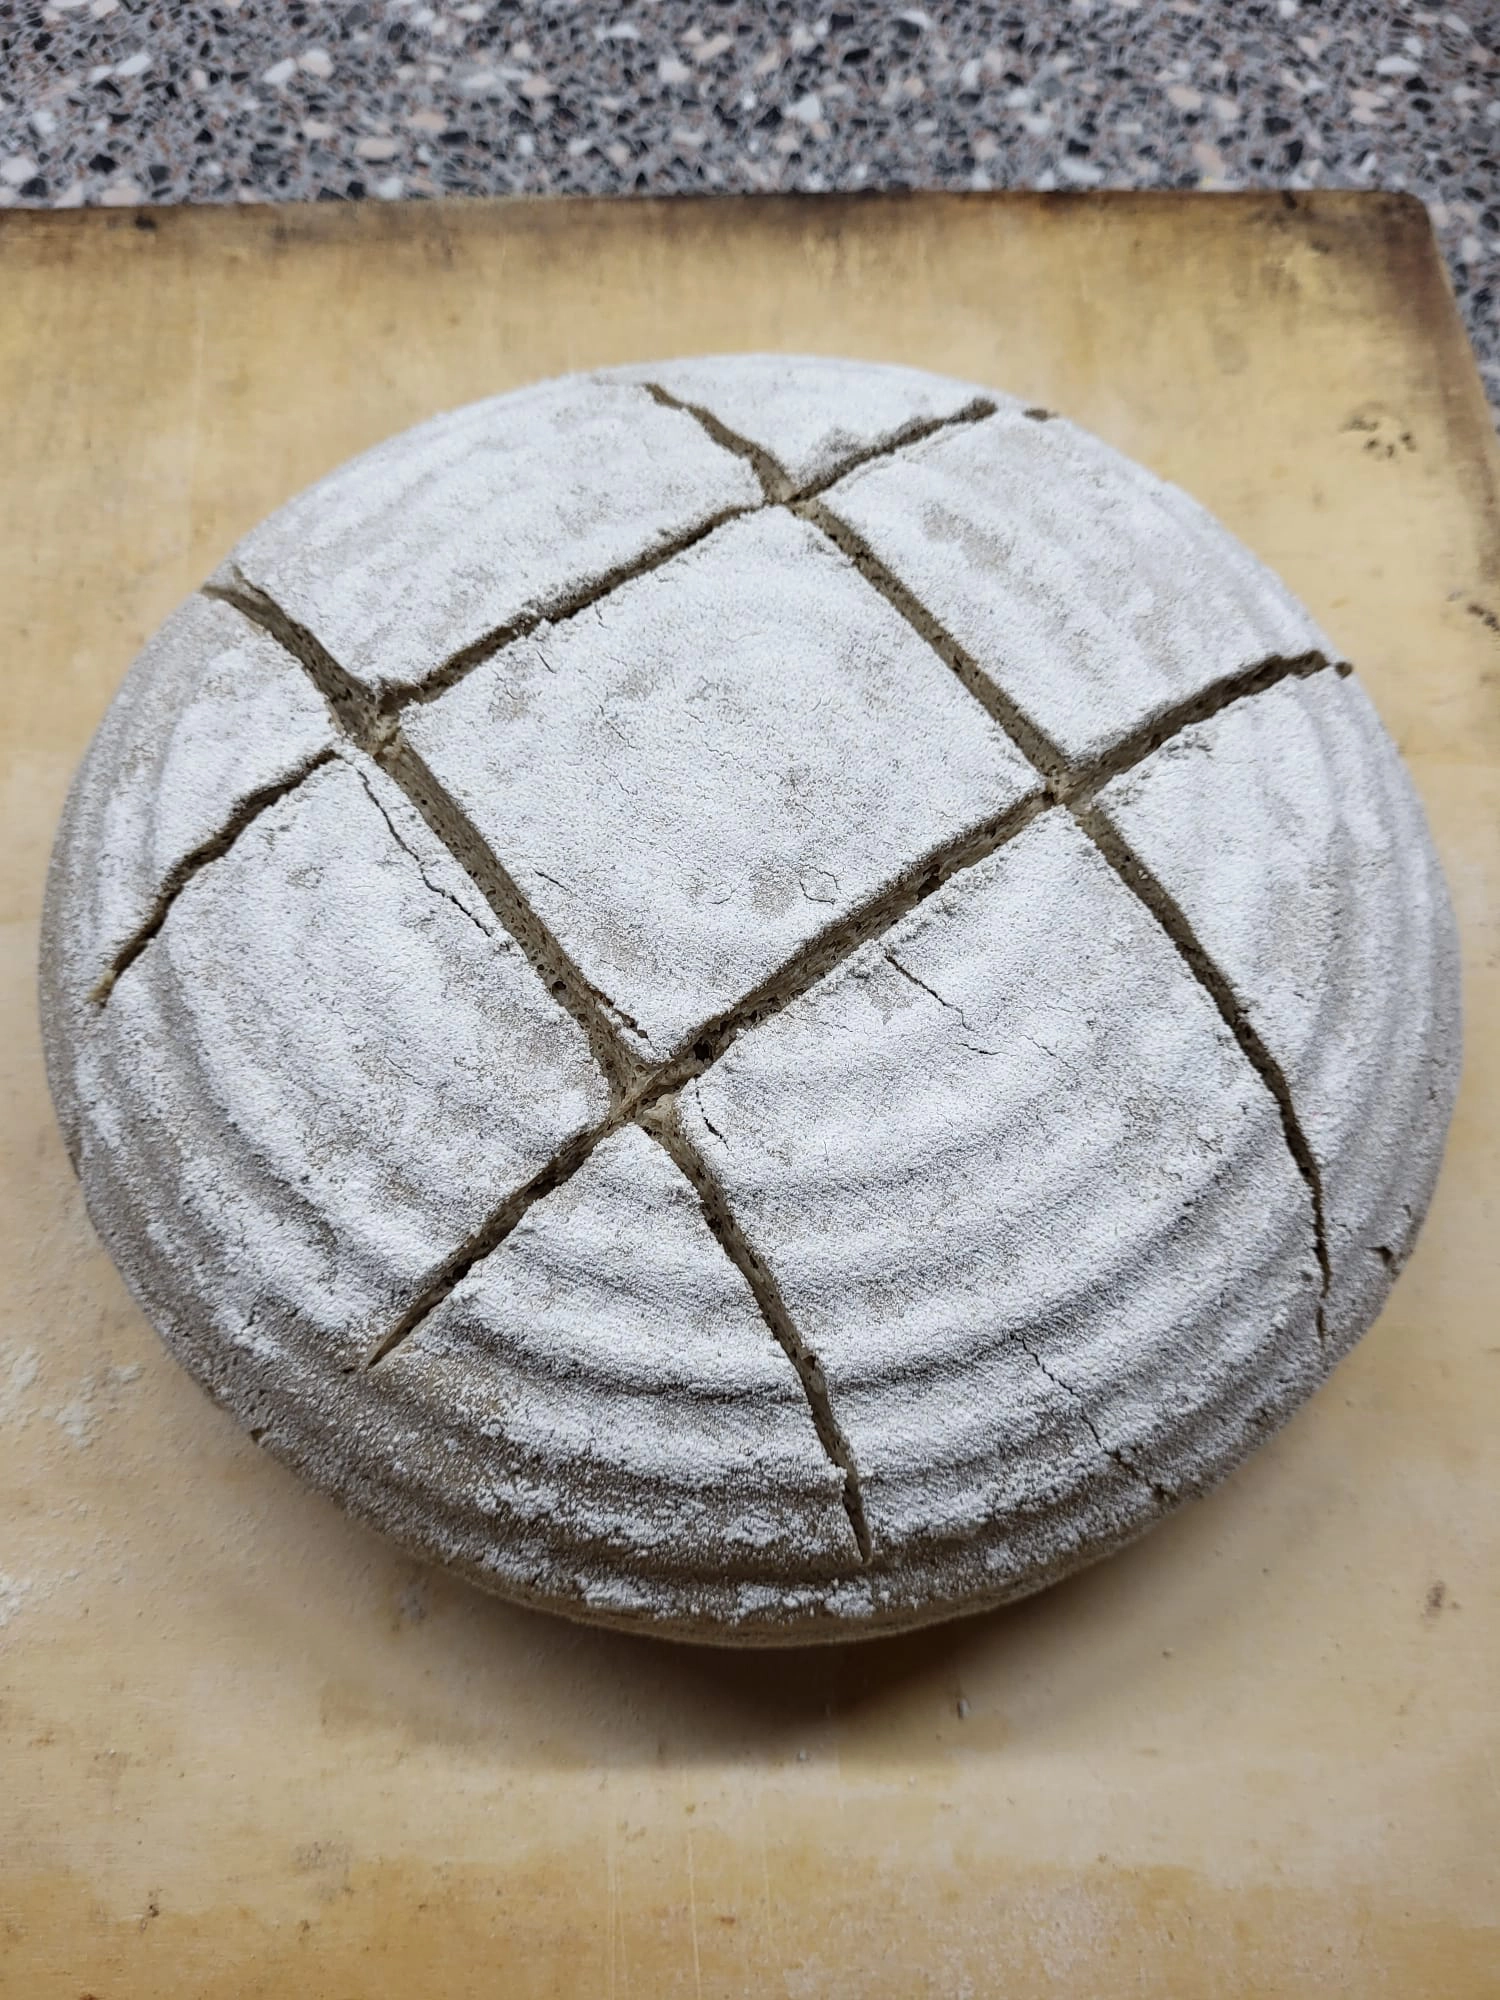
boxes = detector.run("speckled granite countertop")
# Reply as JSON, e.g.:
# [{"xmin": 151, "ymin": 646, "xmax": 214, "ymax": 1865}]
[{"xmin": 1, "ymin": 2, "xmax": 1495, "ymax": 411}]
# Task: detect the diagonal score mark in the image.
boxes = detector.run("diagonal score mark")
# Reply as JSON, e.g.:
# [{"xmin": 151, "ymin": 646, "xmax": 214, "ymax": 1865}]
[
  {"xmin": 614, "ymin": 789, "xmax": 1054, "ymax": 1107},
  {"xmin": 207, "ymin": 577, "xmax": 643, "ymax": 1104},
  {"xmin": 370, "ymin": 1085, "xmax": 875, "ymax": 1565},
  {"xmin": 1057, "ymin": 650, "xmax": 1353, "ymax": 804},
  {"xmin": 387, "ymin": 499, "xmax": 759, "ymax": 713},
  {"xmin": 365, "ymin": 652, "xmax": 1345, "ymax": 1368},
  {"xmin": 797, "ymin": 495, "xmax": 1353, "ymax": 808},
  {"xmin": 794, "ymin": 496, "xmax": 1071, "ymax": 784},
  {"xmin": 1072, "ymin": 806, "xmax": 1332, "ymax": 1339},
  {"xmin": 197, "ymin": 398, "xmax": 1051, "ymax": 1090},
  {"xmin": 791, "ymin": 395, "xmax": 1001, "ymax": 504},
  {"xmin": 362, "ymin": 1119, "xmax": 614, "ymax": 1368},
  {"xmin": 640, "ymin": 1097, "xmax": 874, "ymax": 1565},
  {"xmin": 91, "ymin": 746, "xmax": 337, "ymax": 1006}
]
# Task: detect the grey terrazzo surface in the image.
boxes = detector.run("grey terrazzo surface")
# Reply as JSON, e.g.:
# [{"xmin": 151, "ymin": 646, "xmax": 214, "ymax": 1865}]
[{"xmin": 0, "ymin": 1, "xmax": 1496, "ymax": 413}]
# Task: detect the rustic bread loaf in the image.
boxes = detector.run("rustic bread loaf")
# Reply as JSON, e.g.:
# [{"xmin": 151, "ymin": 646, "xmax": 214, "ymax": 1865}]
[{"xmin": 40, "ymin": 356, "xmax": 1461, "ymax": 1643}]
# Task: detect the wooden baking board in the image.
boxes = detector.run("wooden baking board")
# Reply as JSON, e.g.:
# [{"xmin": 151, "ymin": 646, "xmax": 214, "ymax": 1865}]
[{"xmin": 1, "ymin": 192, "xmax": 1497, "ymax": 1997}]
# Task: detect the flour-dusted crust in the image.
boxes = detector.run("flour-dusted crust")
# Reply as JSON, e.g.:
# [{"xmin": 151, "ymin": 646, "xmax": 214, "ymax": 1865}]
[
  {"xmin": 405, "ymin": 506, "xmax": 1038, "ymax": 1061},
  {"xmin": 40, "ymin": 355, "xmax": 1462, "ymax": 1644}
]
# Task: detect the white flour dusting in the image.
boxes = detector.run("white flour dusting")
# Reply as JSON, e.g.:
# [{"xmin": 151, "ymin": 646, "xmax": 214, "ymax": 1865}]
[
  {"xmin": 0, "ymin": 1573, "xmax": 32, "ymax": 1630},
  {"xmin": 0, "ymin": 1343, "xmax": 40, "ymax": 1432},
  {"xmin": 52, "ymin": 1361, "xmax": 144, "ymax": 1449}
]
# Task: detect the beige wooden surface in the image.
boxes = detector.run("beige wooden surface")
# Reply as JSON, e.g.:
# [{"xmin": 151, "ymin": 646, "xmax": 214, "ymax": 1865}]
[{"xmin": 1, "ymin": 191, "xmax": 1497, "ymax": 1997}]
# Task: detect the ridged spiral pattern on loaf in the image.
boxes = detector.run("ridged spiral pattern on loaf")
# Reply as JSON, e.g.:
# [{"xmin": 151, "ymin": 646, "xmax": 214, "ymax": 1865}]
[{"xmin": 40, "ymin": 355, "xmax": 1461, "ymax": 1643}]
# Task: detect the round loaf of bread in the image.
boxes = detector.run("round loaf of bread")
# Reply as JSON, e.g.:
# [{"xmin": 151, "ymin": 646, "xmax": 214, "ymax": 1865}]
[{"xmin": 40, "ymin": 355, "xmax": 1461, "ymax": 1644}]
